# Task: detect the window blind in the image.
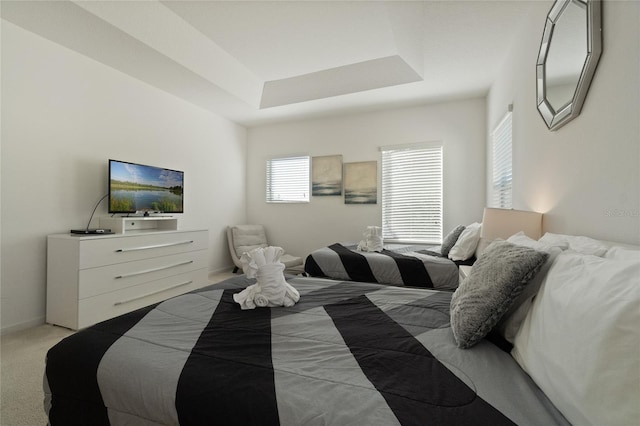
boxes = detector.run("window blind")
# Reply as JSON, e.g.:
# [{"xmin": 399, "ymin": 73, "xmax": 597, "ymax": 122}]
[
  {"xmin": 381, "ymin": 143, "xmax": 443, "ymax": 243},
  {"xmin": 491, "ymin": 111, "xmax": 513, "ymax": 209},
  {"xmin": 266, "ymin": 156, "xmax": 310, "ymax": 203}
]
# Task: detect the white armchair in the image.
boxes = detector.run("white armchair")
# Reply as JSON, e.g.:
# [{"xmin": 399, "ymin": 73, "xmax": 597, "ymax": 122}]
[{"xmin": 226, "ymin": 225, "xmax": 303, "ymax": 274}]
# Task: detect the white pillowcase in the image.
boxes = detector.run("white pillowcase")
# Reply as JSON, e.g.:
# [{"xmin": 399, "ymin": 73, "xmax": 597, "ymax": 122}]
[
  {"xmin": 448, "ymin": 222, "xmax": 482, "ymax": 261},
  {"xmin": 512, "ymin": 251, "xmax": 640, "ymax": 426},
  {"xmin": 605, "ymin": 246, "xmax": 640, "ymax": 261},
  {"xmin": 496, "ymin": 232, "xmax": 563, "ymax": 343},
  {"xmin": 508, "ymin": 231, "xmax": 568, "ymax": 252},
  {"xmin": 539, "ymin": 232, "xmax": 607, "ymax": 256}
]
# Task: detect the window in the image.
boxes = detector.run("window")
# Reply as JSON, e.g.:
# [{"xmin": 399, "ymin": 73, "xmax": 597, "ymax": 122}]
[
  {"xmin": 266, "ymin": 156, "xmax": 310, "ymax": 203},
  {"xmin": 381, "ymin": 142, "xmax": 443, "ymax": 243},
  {"xmin": 491, "ymin": 111, "xmax": 513, "ymax": 209}
]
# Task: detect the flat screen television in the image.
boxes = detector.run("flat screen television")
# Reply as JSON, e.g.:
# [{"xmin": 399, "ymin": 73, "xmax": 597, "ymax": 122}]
[{"xmin": 109, "ymin": 159, "xmax": 184, "ymax": 214}]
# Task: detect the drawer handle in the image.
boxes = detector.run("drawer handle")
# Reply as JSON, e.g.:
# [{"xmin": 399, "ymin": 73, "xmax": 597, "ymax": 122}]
[
  {"xmin": 115, "ymin": 240, "xmax": 194, "ymax": 253},
  {"xmin": 113, "ymin": 280, "xmax": 193, "ymax": 306},
  {"xmin": 115, "ymin": 260, "xmax": 194, "ymax": 279}
]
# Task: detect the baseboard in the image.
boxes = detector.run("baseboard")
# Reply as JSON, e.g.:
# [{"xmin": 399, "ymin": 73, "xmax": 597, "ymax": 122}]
[
  {"xmin": 208, "ymin": 264, "xmax": 234, "ymax": 277},
  {"xmin": 1, "ymin": 316, "xmax": 46, "ymax": 336}
]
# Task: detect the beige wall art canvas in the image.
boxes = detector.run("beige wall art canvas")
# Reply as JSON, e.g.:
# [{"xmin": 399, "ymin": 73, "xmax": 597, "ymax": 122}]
[
  {"xmin": 344, "ymin": 161, "xmax": 377, "ymax": 204},
  {"xmin": 312, "ymin": 155, "xmax": 342, "ymax": 196}
]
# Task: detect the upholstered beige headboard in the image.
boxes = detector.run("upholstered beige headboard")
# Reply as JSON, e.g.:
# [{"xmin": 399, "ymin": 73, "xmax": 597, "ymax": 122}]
[
  {"xmin": 476, "ymin": 208, "xmax": 543, "ymax": 256},
  {"xmin": 481, "ymin": 208, "xmax": 543, "ymax": 240}
]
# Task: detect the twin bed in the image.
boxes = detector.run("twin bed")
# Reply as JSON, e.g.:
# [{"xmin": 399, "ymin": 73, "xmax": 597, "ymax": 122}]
[
  {"xmin": 304, "ymin": 242, "xmax": 473, "ymax": 290},
  {"xmin": 44, "ymin": 232, "xmax": 639, "ymax": 425}
]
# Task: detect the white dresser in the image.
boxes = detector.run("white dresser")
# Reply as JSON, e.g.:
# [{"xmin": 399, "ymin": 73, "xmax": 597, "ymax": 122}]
[{"xmin": 47, "ymin": 229, "xmax": 209, "ymax": 330}]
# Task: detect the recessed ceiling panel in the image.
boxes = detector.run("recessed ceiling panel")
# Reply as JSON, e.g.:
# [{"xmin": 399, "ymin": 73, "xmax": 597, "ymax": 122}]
[
  {"xmin": 162, "ymin": 1, "xmax": 398, "ymax": 80},
  {"xmin": 261, "ymin": 55, "xmax": 423, "ymax": 108}
]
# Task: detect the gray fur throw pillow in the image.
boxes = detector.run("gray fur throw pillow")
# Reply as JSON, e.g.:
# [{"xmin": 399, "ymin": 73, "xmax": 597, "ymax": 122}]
[
  {"xmin": 441, "ymin": 225, "xmax": 466, "ymax": 257},
  {"xmin": 450, "ymin": 240, "xmax": 548, "ymax": 349}
]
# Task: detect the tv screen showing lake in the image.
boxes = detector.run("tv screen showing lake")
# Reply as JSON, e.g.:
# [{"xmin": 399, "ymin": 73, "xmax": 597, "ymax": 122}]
[{"xmin": 110, "ymin": 189, "xmax": 183, "ymax": 213}]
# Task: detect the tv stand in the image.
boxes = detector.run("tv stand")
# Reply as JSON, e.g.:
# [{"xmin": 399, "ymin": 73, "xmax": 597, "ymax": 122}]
[{"xmin": 100, "ymin": 216, "xmax": 178, "ymax": 234}]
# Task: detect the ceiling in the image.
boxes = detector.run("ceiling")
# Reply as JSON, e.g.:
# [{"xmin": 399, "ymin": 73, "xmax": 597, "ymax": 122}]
[{"xmin": 1, "ymin": 0, "xmax": 536, "ymax": 127}]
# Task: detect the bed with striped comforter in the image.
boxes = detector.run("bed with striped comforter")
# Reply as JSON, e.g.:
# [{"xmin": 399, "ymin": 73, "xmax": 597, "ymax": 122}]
[
  {"xmin": 304, "ymin": 243, "xmax": 473, "ymax": 290},
  {"xmin": 44, "ymin": 275, "xmax": 567, "ymax": 426}
]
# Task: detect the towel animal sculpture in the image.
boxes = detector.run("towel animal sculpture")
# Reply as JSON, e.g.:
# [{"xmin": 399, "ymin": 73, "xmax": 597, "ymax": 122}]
[
  {"xmin": 357, "ymin": 225, "xmax": 384, "ymax": 252},
  {"xmin": 233, "ymin": 246, "xmax": 300, "ymax": 310}
]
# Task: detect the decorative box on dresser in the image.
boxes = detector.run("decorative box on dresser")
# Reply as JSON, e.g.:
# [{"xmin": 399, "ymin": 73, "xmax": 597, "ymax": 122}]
[{"xmin": 47, "ymin": 229, "xmax": 209, "ymax": 330}]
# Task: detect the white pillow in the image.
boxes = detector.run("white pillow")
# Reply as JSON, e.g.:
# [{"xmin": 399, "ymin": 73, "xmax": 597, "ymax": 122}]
[
  {"xmin": 512, "ymin": 252, "xmax": 640, "ymax": 426},
  {"xmin": 605, "ymin": 246, "xmax": 640, "ymax": 261},
  {"xmin": 507, "ymin": 231, "xmax": 568, "ymax": 251},
  {"xmin": 448, "ymin": 222, "xmax": 482, "ymax": 261},
  {"xmin": 539, "ymin": 232, "xmax": 607, "ymax": 256},
  {"xmin": 496, "ymin": 232, "xmax": 563, "ymax": 343}
]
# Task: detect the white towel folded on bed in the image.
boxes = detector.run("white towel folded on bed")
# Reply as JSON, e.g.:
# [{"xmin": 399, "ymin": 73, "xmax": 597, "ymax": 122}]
[
  {"xmin": 233, "ymin": 246, "xmax": 300, "ymax": 310},
  {"xmin": 357, "ymin": 226, "xmax": 383, "ymax": 252}
]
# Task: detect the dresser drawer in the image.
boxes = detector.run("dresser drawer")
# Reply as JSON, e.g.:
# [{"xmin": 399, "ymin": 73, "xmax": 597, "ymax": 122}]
[
  {"xmin": 77, "ymin": 268, "xmax": 208, "ymax": 329},
  {"xmin": 78, "ymin": 230, "xmax": 208, "ymax": 268},
  {"xmin": 79, "ymin": 250, "xmax": 208, "ymax": 299}
]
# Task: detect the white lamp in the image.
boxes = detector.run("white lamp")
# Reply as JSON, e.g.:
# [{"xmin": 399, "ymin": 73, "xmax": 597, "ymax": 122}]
[{"xmin": 480, "ymin": 208, "xmax": 543, "ymax": 241}]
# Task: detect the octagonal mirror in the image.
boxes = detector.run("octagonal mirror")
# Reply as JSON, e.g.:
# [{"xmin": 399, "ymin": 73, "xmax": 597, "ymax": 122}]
[{"xmin": 536, "ymin": 0, "xmax": 602, "ymax": 130}]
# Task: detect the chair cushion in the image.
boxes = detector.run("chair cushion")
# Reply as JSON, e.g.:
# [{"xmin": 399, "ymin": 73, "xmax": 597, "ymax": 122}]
[{"xmin": 231, "ymin": 225, "xmax": 268, "ymax": 258}]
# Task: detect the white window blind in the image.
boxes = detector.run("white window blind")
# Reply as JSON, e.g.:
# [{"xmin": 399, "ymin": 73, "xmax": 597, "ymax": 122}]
[
  {"xmin": 381, "ymin": 143, "xmax": 443, "ymax": 243},
  {"xmin": 266, "ymin": 156, "xmax": 310, "ymax": 203},
  {"xmin": 491, "ymin": 111, "xmax": 513, "ymax": 209}
]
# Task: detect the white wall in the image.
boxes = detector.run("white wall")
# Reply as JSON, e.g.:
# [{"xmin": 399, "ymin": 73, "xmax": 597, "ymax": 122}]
[
  {"xmin": 487, "ymin": 0, "xmax": 640, "ymax": 245},
  {"xmin": 0, "ymin": 17, "xmax": 3, "ymax": 330},
  {"xmin": 247, "ymin": 98, "xmax": 487, "ymax": 258},
  {"xmin": 1, "ymin": 21, "xmax": 247, "ymax": 333}
]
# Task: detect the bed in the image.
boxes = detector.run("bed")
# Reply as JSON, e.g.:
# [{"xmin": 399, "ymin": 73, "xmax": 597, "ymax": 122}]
[
  {"xmin": 304, "ymin": 242, "xmax": 473, "ymax": 290},
  {"xmin": 44, "ymin": 273, "xmax": 568, "ymax": 426}
]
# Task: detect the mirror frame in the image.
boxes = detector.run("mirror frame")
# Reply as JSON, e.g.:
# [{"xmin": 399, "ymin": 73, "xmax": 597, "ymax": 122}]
[{"xmin": 536, "ymin": 0, "xmax": 602, "ymax": 131}]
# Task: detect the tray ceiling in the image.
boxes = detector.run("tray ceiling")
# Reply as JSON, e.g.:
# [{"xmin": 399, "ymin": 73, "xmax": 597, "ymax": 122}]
[{"xmin": 1, "ymin": 1, "xmax": 533, "ymax": 126}]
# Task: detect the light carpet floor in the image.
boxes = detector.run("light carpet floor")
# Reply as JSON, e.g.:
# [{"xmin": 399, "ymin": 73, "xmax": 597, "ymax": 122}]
[
  {"xmin": 1, "ymin": 324, "xmax": 73, "ymax": 425},
  {"xmin": 0, "ymin": 272, "xmax": 235, "ymax": 425}
]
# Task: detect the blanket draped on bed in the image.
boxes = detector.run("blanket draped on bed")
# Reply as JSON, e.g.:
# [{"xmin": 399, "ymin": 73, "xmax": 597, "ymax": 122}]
[
  {"xmin": 44, "ymin": 276, "xmax": 567, "ymax": 426},
  {"xmin": 305, "ymin": 243, "xmax": 472, "ymax": 290}
]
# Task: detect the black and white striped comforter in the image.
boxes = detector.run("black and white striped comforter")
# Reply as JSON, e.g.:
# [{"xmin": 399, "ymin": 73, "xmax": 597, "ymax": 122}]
[
  {"xmin": 44, "ymin": 275, "xmax": 567, "ymax": 426},
  {"xmin": 305, "ymin": 243, "xmax": 472, "ymax": 290}
]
